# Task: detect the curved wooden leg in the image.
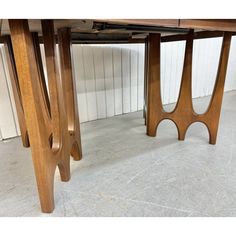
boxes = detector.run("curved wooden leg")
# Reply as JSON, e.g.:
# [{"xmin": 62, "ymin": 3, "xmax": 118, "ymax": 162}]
[
  {"xmin": 200, "ymin": 32, "xmax": 232, "ymax": 144},
  {"xmin": 70, "ymin": 141, "xmax": 82, "ymax": 161},
  {"xmin": 9, "ymin": 19, "xmax": 82, "ymax": 213},
  {"xmin": 32, "ymin": 149, "xmax": 57, "ymax": 213},
  {"xmin": 177, "ymin": 125, "xmax": 189, "ymax": 141},
  {"xmin": 3, "ymin": 36, "xmax": 30, "ymax": 147},
  {"xmin": 58, "ymin": 158, "xmax": 71, "ymax": 182},
  {"xmin": 146, "ymin": 33, "xmax": 162, "ymax": 137},
  {"xmin": 58, "ymin": 27, "xmax": 82, "ymax": 161},
  {"xmin": 169, "ymin": 31, "xmax": 194, "ymax": 141},
  {"xmin": 9, "ymin": 19, "xmax": 56, "ymax": 213},
  {"xmin": 146, "ymin": 31, "xmax": 232, "ymax": 144}
]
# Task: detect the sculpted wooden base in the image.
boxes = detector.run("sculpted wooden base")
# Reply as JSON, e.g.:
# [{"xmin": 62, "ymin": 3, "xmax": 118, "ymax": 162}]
[
  {"xmin": 7, "ymin": 20, "xmax": 82, "ymax": 213},
  {"xmin": 146, "ymin": 32, "xmax": 232, "ymax": 144}
]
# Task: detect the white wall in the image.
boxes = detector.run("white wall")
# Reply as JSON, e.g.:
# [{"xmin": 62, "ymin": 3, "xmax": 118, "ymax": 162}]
[
  {"xmin": 0, "ymin": 46, "xmax": 20, "ymax": 140},
  {"xmin": 0, "ymin": 36, "xmax": 236, "ymax": 139},
  {"xmin": 73, "ymin": 44, "xmax": 145, "ymax": 122}
]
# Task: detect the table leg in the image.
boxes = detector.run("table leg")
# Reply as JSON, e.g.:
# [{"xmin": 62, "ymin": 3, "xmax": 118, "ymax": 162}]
[
  {"xmin": 3, "ymin": 36, "xmax": 29, "ymax": 147},
  {"xmin": 146, "ymin": 31, "xmax": 232, "ymax": 144},
  {"xmin": 8, "ymin": 19, "xmax": 82, "ymax": 213}
]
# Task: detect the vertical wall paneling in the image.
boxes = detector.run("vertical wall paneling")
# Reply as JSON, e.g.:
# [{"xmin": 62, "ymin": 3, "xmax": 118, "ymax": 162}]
[
  {"xmin": 103, "ymin": 45, "xmax": 115, "ymax": 117},
  {"xmin": 130, "ymin": 44, "xmax": 138, "ymax": 112},
  {"xmin": 164, "ymin": 43, "xmax": 172, "ymax": 104},
  {"xmin": 209, "ymin": 38, "xmax": 222, "ymax": 94},
  {"xmin": 225, "ymin": 36, "xmax": 236, "ymax": 91},
  {"xmin": 93, "ymin": 45, "xmax": 107, "ymax": 119},
  {"xmin": 121, "ymin": 44, "xmax": 131, "ymax": 114},
  {"xmin": 112, "ymin": 44, "xmax": 123, "ymax": 115},
  {"xmin": 169, "ymin": 42, "xmax": 176, "ymax": 104},
  {"xmin": 82, "ymin": 45, "xmax": 98, "ymax": 121},
  {"xmin": 137, "ymin": 44, "xmax": 145, "ymax": 110},
  {"xmin": 192, "ymin": 38, "xmax": 223, "ymax": 113},
  {"xmin": 160, "ymin": 43, "xmax": 167, "ymax": 104},
  {"xmin": 201, "ymin": 40, "xmax": 209, "ymax": 96},
  {"xmin": 193, "ymin": 39, "xmax": 220, "ymax": 98},
  {"xmin": 72, "ymin": 45, "xmax": 89, "ymax": 123},
  {"xmin": 160, "ymin": 41, "xmax": 185, "ymax": 106},
  {"xmin": 201, "ymin": 40, "xmax": 209, "ymax": 97},
  {"xmin": 1, "ymin": 45, "xmax": 21, "ymax": 135},
  {"xmin": 192, "ymin": 39, "xmax": 200, "ymax": 98},
  {"xmin": 175, "ymin": 41, "xmax": 186, "ymax": 102},
  {"xmin": 0, "ymin": 46, "xmax": 18, "ymax": 139}
]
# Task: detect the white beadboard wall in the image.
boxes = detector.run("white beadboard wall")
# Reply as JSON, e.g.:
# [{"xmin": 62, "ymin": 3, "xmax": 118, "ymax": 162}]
[
  {"xmin": 73, "ymin": 44, "xmax": 145, "ymax": 122},
  {"xmin": 0, "ymin": 45, "xmax": 21, "ymax": 140},
  {"xmin": 0, "ymin": 37, "xmax": 236, "ymax": 139}
]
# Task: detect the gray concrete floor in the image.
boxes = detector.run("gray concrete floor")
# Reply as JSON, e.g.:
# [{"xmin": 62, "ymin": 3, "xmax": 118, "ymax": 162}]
[{"xmin": 0, "ymin": 91, "xmax": 236, "ymax": 217}]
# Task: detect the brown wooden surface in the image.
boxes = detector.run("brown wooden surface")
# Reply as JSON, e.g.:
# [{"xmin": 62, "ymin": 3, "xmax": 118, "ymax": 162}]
[
  {"xmin": 3, "ymin": 36, "xmax": 29, "ymax": 147},
  {"xmin": 146, "ymin": 31, "xmax": 232, "ymax": 144},
  {"xmin": 146, "ymin": 33, "xmax": 162, "ymax": 136},
  {"xmin": 161, "ymin": 30, "xmax": 233, "ymax": 43},
  {"xmin": 179, "ymin": 19, "xmax": 236, "ymax": 32},
  {"xmin": 57, "ymin": 27, "xmax": 82, "ymax": 161}
]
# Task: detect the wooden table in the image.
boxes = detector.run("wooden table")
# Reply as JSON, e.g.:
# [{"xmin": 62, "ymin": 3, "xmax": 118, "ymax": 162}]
[{"xmin": 0, "ymin": 19, "xmax": 235, "ymax": 213}]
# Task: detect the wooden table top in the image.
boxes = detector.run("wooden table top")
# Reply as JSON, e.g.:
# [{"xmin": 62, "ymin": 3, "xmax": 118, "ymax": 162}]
[
  {"xmin": 1, "ymin": 19, "xmax": 236, "ymax": 33},
  {"xmin": 1, "ymin": 19, "xmax": 236, "ymax": 43}
]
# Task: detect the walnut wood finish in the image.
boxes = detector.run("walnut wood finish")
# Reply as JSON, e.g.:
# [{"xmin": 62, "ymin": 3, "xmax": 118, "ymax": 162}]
[
  {"xmin": 57, "ymin": 27, "xmax": 82, "ymax": 161},
  {"xmin": 8, "ymin": 19, "xmax": 82, "ymax": 213},
  {"xmin": 179, "ymin": 20, "xmax": 236, "ymax": 32},
  {"xmin": 3, "ymin": 36, "xmax": 29, "ymax": 147},
  {"xmin": 146, "ymin": 31, "xmax": 232, "ymax": 144}
]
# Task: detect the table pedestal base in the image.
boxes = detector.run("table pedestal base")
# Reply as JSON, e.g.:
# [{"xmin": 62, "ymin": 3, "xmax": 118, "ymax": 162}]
[
  {"xmin": 7, "ymin": 20, "xmax": 82, "ymax": 213},
  {"xmin": 146, "ymin": 32, "xmax": 232, "ymax": 145}
]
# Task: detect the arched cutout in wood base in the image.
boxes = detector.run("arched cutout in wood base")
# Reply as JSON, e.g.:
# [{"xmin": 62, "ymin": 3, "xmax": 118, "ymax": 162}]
[
  {"xmin": 8, "ymin": 20, "xmax": 82, "ymax": 213},
  {"xmin": 153, "ymin": 118, "xmax": 217, "ymax": 145},
  {"xmin": 146, "ymin": 31, "xmax": 232, "ymax": 145}
]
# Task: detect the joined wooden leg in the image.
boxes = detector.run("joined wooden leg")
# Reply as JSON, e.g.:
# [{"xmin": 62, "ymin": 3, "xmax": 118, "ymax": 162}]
[
  {"xmin": 32, "ymin": 148, "xmax": 57, "ymax": 213},
  {"xmin": 9, "ymin": 19, "xmax": 82, "ymax": 213},
  {"xmin": 3, "ymin": 36, "xmax": 29, "ymax": 147},
  {"xmin": 58, "ymin": 27, "xmax": 82, "ymax": 161},
  {"xmin": 168, "ymin": 31, "xmax": 194, "ymax": 141},
  {"xmin": 198, "ymin": 32, "xmax": 232, "ymax": 144},
  {"xmin": 9, "ymin": 19, "xmax": 56, "ymax": 212},
  {"xmin": 146, "ymin": 33, "xmax": 162, "ymax": 136},
  {"xmin": 146, "ymin": 31, "xmax": 232, "ymax": 144}
]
